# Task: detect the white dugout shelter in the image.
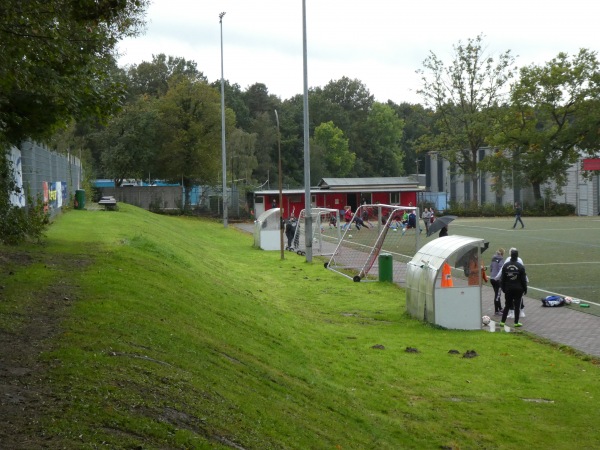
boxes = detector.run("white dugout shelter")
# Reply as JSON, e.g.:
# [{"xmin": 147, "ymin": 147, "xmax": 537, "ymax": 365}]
[
  {"xmin": 405, "ymin": 235, "xmax": 487, "ymax": 330},
  {"xmin": 253, "ymin": 208, "xmax": 282, "ymax": 251}
]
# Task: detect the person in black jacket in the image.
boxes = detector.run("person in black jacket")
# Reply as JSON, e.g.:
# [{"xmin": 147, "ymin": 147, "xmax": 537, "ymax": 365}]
[
  {"xmin": 499, "ymin": 249, "xmax": 528, "ymax": 327},
  {"xmin": 285, "ymin": 216, "xmax": 297, "ymax": 249},
  {"xmin": 513, "ymin": 202, "xmax": 525, "ymax": 228}
]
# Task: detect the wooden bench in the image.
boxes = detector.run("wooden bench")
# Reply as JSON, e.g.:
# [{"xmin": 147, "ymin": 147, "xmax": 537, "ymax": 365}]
[{"xmin": 98, "ymin": 196, "xmax": 118, "ymax": 211}]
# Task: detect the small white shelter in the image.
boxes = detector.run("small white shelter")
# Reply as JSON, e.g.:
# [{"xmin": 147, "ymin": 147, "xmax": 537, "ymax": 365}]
[
  {"xmin": 405, "ymin": 235, "xmax": 487, "ymax": 330},
  {"xmin": 253, "ymin": 208, "xmax": 283, "ymax": 250}
]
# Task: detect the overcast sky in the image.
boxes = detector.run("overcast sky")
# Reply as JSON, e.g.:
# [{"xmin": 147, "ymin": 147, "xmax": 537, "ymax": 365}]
[{"xmin": 116, "ymin": 0, "xmax": 599, "ymax": 105}]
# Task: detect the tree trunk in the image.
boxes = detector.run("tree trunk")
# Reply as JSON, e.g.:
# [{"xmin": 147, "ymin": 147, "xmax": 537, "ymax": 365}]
[
  {"xmin": 472, "ymin": 173, "xmax": 479, "ymax": 206},
  {"xmin": 532, "ymin": 181, "xmax": 542, "ymax": 201},
  {"xmin": 182, "ymin": 177, "xmax": 192, "ymax": 212}
]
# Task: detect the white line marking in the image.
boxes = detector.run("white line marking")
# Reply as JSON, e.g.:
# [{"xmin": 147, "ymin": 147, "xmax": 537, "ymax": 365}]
[{"xmin": 526, "ymin": 262, "xmax": 600, "ymax": 266}]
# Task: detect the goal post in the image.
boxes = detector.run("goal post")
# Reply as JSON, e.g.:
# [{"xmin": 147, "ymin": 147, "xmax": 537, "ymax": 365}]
[
  {"xmin": 291, "ymin": 208, "xmax": 342, "ymax": 256},
  {"xmin": 326, "ymin": 204, "xmax": 421, "ymax": 282}
]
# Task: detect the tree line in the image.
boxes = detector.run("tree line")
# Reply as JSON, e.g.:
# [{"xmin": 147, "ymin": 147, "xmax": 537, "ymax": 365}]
[{"xmin": 2, "ymin": 0, "xmax": 600, "ymax": 240}]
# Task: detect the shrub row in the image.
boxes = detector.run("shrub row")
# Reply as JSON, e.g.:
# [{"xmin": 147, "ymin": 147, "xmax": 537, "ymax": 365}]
[{"xmin": 443, "ymin": 200, "xmax": 576, "ymax": 217}]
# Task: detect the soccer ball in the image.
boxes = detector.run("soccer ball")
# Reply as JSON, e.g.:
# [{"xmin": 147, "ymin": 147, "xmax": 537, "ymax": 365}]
[
  {"xmin": 348, "ymin": 235, "xmax": 353, "ymax": 239},
  {"xmin": 482, "ymin": 315, "xmax": 491, "ymax": 325},
  {"xmin": 564, "ymin": 296, "xmax": 573, "ymax": 305},
  {"xmin": 392, "ymin": 228, "xmax": 397, "ymax": 232}
]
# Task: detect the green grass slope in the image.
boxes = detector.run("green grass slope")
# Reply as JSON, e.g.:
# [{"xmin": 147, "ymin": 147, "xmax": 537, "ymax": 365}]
[{"xmin": 2, "ymin": 204, "xmax": 599, "ymax": 449}]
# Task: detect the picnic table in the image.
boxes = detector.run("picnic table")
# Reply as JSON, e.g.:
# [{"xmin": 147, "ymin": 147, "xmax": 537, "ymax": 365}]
[{"xmin": 98, "ymin": 196, "xmax": 118, "ymax": 211}]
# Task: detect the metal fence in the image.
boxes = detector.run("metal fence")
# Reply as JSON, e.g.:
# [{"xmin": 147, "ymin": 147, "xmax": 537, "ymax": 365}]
[{"xmin": 18, "ymin": 141, "xmax": 83, "ymax": 218}]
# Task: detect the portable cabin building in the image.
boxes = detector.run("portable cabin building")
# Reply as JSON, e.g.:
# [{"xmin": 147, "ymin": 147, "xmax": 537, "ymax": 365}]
[{"xmin": 253, "ymin": 177, "xmax": 422, "ymax": 219}]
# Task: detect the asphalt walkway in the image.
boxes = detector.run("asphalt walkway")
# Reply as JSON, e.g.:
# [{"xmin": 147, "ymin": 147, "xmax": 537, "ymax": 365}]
[{"xmin": 236, "ymin": 222, "xmax": 600, "ymax": 358}]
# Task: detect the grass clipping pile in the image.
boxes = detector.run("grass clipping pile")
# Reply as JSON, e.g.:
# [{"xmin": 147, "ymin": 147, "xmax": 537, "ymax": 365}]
[{"xmin": 0, "ymin": 250, "xmax": 83, "ymax": 448}]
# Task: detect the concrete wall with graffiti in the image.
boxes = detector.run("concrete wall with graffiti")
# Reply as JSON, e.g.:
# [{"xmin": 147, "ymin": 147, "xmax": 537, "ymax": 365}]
[{"xmin": 8, "ymin": 141, "xmax": 83, "ymax": 218}]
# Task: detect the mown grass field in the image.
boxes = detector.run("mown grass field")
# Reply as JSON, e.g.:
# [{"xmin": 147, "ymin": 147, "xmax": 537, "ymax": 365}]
[
  {"xmin": 1, "ymin": 204, "xmax": 599, "ymax": 449},
  {"xmin": 329, "ymin": 215, "xmax": 600, "ymax": 303}
]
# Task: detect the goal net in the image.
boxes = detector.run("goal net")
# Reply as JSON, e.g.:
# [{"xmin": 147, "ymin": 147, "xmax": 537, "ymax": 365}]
[
  {"xmin": 291, "ymin": 208, "xmax": 341, "ymax": 256},
  {"xmin": 326, "ymin": 204, "xmax": 422, "ymax": 282}
]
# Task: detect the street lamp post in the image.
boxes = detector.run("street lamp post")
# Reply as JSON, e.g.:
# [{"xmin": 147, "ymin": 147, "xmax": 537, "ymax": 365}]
[
  {"xmin": 275, "ymin": 110, "xmax": 284, "ymax": 260},
  {"xmin": 302, "ymin": 0, "xmax": 312, "ymax": 262},
  {"xmin": 219, "ymin": 12, "xmax": 227, "ymax": 228}
]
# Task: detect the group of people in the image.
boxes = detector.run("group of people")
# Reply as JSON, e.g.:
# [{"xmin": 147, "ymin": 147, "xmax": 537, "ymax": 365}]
[
  {"xmin": 341, "ymin": 206, "xmax": 373, "ymax": 231},
  {"xmin": 489, "ymin": 246, "xmax": 528, "ymax": 327},
  {"xmin": 386, "ymin": 209, "xmax": 418, "ymax": 232},
  {"xmin": 342, "ymin": 206, "xmax": 422, "ymax": 232},
  {"xmin": 421, "ymin": 207, "xmax": 435, "ymax": 233}
]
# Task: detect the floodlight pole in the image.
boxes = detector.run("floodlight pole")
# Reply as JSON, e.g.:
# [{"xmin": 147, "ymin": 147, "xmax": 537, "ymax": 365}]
[
  {"xmin": 219, "ymin": 12, "xmax": 228, "ymax": 228},
  {"xmin": 275, "ymin": 110, "xmax": 284, "ymax": 260},
  {"xmin": 302, "ymin": 0, "xmax": 312, "ymax": 262}
]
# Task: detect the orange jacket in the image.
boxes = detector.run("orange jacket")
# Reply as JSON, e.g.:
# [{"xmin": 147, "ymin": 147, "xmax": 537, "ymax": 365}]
[{"xmin": 441, "ymin": 263, "xmax": 453, "ymax": 287}]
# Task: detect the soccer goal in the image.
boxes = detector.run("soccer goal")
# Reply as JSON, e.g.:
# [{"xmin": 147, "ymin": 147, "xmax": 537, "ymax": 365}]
[
  {"xmin": 325, "ymin": 204, "xmax": 421, "ymax": 282},
  {"xmin": 291, "ymin": 208, "xmax": 341, "ymax": 256}
]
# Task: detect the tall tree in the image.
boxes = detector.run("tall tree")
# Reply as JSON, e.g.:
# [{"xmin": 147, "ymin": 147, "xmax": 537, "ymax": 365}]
[
  {"xmin": 417, "ymin": 35, "xmax": 516, "ymax": 205},
  {"xmin": 210, "ymin": 81, "xmax": 251, "ymax": 130},
  {"xmin": 311, "ymin": 121, "xmax": 354, "ymax": 183},
  {"xmin": 0, "ymin": 0, "xmax": 149, "ymax": 145},
  {"xmin": 127, "ymin": 54, "xmax": 205, "ymax": 99},
  {"xmin": 155, "ymin": 77, "xmax": 234, "ymax": 210},
  {"xmin": 89, "ymin": 96, "xmax": 159, "ymax": 186},
  {"xmin": 227, "ymin": 128, "xmax": 258, "ymax": 185},
  {"xmin": 388, "ymin": 102, "xmax": 435, "ymax": 176},
  {"xmin": 317, "ymin": 77, "xmax": 374, "ymax": 173},
  {"xmin": 362, "ymin": 102, "xmax": 405, "ymax": 176},
  {"xmin": 484, "ymin": 49, "xmax": 600, "ymax": 200}
]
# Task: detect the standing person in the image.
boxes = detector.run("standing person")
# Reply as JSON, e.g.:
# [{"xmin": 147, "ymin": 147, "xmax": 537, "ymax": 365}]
[
  {"xmin": 493, "ymin": 247, "xmax": 527, "ymax": 319},
  {"xmin": 361, "ymin": 207, "xmax": 373, "ymax": 227},
  {"xmin": 407, "ymin": 211, "xmax": 417, "ymax": 229},
  {"xmin": 430, "ymin": 208, "xmax": 436, "ymax": 225},
  {"xmin": 499, "ymin": 249, "xmax": 528, "ymax": 328},
  {"xmin": 489, "ymin": 248, "xmax": 505, "ymax": 315},
  {"xmin": 285, "ymin": 215, "xmax": 297, "ymax": 250},
  {"xmin": 343, "ymin": 206, "xmax": 353, "ymax": 231},
  {"xmin": 464, "ymin": 249, "xmax": 488, "ymax": 286},
  {"xmin": 422, "ymin": 208, "xmax": 431, "ymax": 233},
  {"xmin": 513, "ymin": 202, "xmax": 525, "ymax": 229}
]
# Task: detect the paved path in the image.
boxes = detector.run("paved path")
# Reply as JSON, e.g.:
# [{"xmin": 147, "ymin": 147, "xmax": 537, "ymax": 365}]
[{"xmin": 236, "ymin": 223, "xmax": 600, "ymax": 358}]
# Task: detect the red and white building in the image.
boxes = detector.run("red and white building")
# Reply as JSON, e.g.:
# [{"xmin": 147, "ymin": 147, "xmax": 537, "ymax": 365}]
[{"xmin": 253, "ymin": 177, "xmax": 423, "ymax": 218}]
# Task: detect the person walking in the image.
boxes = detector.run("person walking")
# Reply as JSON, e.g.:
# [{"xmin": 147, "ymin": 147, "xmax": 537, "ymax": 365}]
[
  {"xmin": 489, "ymin": 248, "xmax": 505, "ymax": 315},
  {"xmin": 421, "ymin": 208, "xmax": 431, "ymax": 233},
  {"xmin": 499, "ymin": 249, "xmax": 528, "ymax": 328},
  {"xmin": 513, "ymin": 202, "xmax": 525, "ymax": 229}
]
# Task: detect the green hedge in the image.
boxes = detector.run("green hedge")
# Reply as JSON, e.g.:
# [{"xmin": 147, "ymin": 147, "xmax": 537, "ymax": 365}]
[{"xmin": 444, "ymin": 200, "xmax": 575, "ymax": 217}]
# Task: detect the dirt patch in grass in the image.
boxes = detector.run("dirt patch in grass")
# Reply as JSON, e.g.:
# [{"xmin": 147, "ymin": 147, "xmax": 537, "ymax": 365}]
[{"xmin": 0, "ymin": 249, "xmax": 88, "ymax": 448}]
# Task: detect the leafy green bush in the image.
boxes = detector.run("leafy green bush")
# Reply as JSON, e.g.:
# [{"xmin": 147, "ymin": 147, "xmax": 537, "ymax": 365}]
[
  {"xmin": 0, "ymin": 194, "xmax": 49, "ymax": 245},
  {"xmin": 445, "ymin": 201, "xmax": 575, "ymax": 217}
]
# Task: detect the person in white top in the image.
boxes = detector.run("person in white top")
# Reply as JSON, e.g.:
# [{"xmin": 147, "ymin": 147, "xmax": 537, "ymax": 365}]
[{"xmin": 421, "ymin": 208, "xmax": 431, "ymax": 233}]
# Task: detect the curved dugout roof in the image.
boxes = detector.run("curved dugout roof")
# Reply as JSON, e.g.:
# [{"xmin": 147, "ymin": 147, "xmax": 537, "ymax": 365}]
[{"xmin": 412, "ymin": 235, "xmax": 486, "ymax": 271}]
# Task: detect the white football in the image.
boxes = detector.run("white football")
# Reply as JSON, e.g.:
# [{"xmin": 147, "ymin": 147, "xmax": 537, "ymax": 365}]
[
  {"xmin": 564, "ymin": 296, "xmax": 573, "ymax": 304},
  {"xmin": 482, "ymin": 315, "xmax": 491, "ymax": 325},
  {"xmin": 348, "ymin": 235, "xmax": 352, "ymax": 238}
]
